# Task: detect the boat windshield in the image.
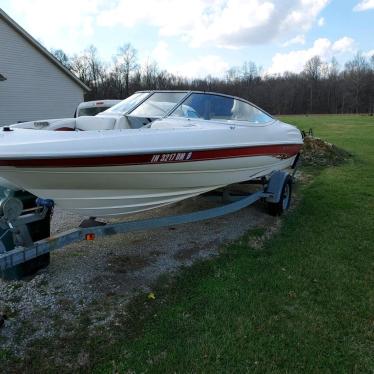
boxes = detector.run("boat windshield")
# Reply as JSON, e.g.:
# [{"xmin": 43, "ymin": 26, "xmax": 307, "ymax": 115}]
[
  {"xmin": 102, "ymin": 92, "xmax": 150, "ymax": 114},
  {"xmin": 170, "ymin": 93, "xmax": 273, "ymax": 123},
  {"xmin": 129, "ymin": 92, "xmax": 188, "ymax": 117}
]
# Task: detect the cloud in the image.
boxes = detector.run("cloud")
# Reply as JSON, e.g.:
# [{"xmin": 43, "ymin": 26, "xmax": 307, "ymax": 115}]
[
  {"xmin": 332, "ymin": 37, "xmax": 355, "ymax": 53},
  {"xmin": 282, "ymin": 35, "xmax": 306, "ymax": 47},
  {"xmin": 267, "ymin": 37, "xmax": 355, "ymax": 75},
  {"xmin": 4, "ymin": 0, "xmax": 330, "ymax": 52},
  {"xmin": 151, "ymin": 41, "xmax": 170, "ymax": 64},
  {"xmin": 5, "ymin": 0, "xmax": 102, "ymax": 53},
  {"xmin": 353, "ymin": 0, "xmax": 374, "ymax": 11},
  {"xmin": 170, "ymin": 55, "xmax": 229, "ymax": 78},
  {"xmin": 317, "ymin": 17, "xmax": 325, "ymax": 26},
  {"xmin": 364, "ymin": 49, "xmax": 374, "ymax": 58},
  {"xmin": 97, "ymin": 0, "xmax": 330, "ymax": 48}
]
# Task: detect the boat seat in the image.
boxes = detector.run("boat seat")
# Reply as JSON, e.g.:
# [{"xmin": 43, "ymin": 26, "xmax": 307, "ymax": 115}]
[
  {"xmin": 114, "ymin": 116, "xmax": 132, "ymax": 129},
  {"xmin": 75, "ymin": 116, "xmax": 116, "ymax": 131},
  {"xmin": 49, "ymin": 118, "xmax": 76, "ymax": 131}
]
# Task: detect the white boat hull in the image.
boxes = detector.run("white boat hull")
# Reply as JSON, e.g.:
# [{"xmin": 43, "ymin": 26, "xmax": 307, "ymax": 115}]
[
  {"xmin": 0, "ymin": 119, "xmax": 302, "ymax": 217},
  {"xmin": 0, "ymin": 155, "xmax": 297, "ymax": 216}
]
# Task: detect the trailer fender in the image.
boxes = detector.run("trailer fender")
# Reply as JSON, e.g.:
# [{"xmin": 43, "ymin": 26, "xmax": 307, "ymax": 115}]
[{"xmin": 265, "ymin": 171, "xmax": 291, "ymax": 204}]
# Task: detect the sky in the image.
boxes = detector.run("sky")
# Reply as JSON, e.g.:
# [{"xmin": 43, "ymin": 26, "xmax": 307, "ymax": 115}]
[{"xmin": 1, "ymin": 0, "xmax": 373, "ymax": 78}]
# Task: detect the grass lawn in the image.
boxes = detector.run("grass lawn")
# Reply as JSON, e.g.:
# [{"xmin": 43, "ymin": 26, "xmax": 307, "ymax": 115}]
[{"xmin": 93, "ymin": 115, "xmax": 374, "ymax": 373}]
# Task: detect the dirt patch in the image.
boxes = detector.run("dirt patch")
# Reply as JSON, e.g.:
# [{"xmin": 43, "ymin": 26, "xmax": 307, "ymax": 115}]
[
  {"xmin": 174, "ymin": 238, "xmax": 220, "ymax": 260},
  {"xmin": 107, "ymin": 254, "xmax": 151, "ymax": 273},
  {"xmin": 301, "ymin": 135, "xmax": 351, "ymax": 167}
]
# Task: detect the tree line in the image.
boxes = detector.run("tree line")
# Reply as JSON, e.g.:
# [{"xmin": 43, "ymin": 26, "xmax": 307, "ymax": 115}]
[{"xmin": 52, "ymin": 45, "xmax": 374, "ymax": 115}]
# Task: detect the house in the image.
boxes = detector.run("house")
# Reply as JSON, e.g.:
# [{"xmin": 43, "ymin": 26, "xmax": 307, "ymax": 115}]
[{"xmin": 0, "ymin": 9, "xmax": 89, "ymax": 125}]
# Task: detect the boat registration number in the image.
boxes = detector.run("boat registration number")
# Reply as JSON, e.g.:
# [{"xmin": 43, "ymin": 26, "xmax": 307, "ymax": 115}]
[{"xmin": 150, "ymin": 152, "xmax": 193, "ymax": 163}]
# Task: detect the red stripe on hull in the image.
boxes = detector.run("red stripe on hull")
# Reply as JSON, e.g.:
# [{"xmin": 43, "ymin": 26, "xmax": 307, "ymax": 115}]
[{"xmin": 0, "ymin": 144, "xmax": 302, "ymax": 168}]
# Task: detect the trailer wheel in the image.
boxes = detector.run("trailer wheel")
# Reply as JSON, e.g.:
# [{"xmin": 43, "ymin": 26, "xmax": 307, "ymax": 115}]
[{"xmin": 267, "ymin": 176, "xmax": 292, "ymax": 216}]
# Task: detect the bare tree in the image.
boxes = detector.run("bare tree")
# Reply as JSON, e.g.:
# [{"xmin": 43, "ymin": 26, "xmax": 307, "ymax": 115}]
[
  {"xmin": 115, "ymin": 44, "xmax": 139, "ymax": 97},
  {"xmin": 345, "ymin": 52, "xmax": 370, "ymax": 113},
  {"xmin": 51, "ymin": 49, "xmax": 71, "ymax": 70},
  {"xmin": 70, "ymin": 45, "xmax": 106, "ymax": 99},
  {"xmin": 142, "ymin": 59, "xmax": 160, "ymax": 89},
  {"xmin": 325, "ymin": 57, "xmax": 340, "ymax": 113},
  {"xmin": 304, "ymin": 56, "xmax": 323, "ymax": 80},
  {"xmin": 303, "ymin": 56, "xmax": 323, "ymax": 113},
  {"xmin": 63, "ymin": 43, "xmax": 374, "ymax": 115}
]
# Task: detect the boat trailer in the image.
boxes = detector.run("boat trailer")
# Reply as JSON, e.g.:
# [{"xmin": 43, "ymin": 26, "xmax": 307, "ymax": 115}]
[{"xmin": 0, "ymin": 170, "xmax": 293, "ymax": 280}]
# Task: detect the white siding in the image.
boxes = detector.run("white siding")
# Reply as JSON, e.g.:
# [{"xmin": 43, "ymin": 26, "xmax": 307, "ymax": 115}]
[{"xmin": 0, "ymin": 18, "xmax": 84, "ymax": 125}]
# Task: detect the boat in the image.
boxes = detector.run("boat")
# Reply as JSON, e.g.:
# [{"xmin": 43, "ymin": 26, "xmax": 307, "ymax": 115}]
[
  {"xmin": 75, "ymin": 99, "xmax": 121, "ymax": 117},
  {"xmin": 0, "ymin": 91, "xmax": 303, "ymax": 217}
]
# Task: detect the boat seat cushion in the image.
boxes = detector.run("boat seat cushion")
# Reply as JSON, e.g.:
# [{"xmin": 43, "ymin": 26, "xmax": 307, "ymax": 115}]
[
  {"xmin": 49, "ymin": 118, "xmax": 76, "ymax": 131},
  {"xmin": 114, "ymin": 116, "xmax": 132, "ymax": 129},
  {"xmin": 75, "ymin": 116, "xmax": 116, "ymax": 131}
]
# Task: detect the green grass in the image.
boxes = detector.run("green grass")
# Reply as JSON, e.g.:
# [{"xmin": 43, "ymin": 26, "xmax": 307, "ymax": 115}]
[{"xmin": 93, "ymin": 115, "xmax": 374, "ymax": 373}]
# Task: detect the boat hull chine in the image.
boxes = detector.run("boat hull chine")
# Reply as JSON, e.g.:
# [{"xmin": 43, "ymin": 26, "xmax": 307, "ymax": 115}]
[{"xmin": 0, "ymin": 154, "xmax": 298, "ymax": 216}]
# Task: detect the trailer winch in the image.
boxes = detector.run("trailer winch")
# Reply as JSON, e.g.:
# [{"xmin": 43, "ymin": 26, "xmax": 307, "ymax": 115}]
[{"xmin": 0, "ymin": 186, "xmax": 52, "ymax": 279}]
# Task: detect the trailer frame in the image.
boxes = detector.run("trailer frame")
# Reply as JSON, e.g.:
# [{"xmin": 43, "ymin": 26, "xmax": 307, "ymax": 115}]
[{"xmin": 0, "ymin": 170, "xmax": 292, "ymax": 274}]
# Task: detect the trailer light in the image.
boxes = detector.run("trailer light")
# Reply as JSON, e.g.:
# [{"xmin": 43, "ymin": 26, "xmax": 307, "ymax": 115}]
[{"xmin": 85, "ymin": 233, "xmax": 95, "ymax": 241}]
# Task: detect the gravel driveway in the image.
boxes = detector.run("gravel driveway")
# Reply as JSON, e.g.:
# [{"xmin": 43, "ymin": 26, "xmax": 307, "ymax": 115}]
[{"xmin": 0, "ymin": 186, "xmax": 280, "ymax": 366}]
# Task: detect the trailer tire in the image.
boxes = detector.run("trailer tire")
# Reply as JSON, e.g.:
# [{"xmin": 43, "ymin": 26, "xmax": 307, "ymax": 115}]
[{"xmin": 267, "ymin": 176, "xmax": 292, "ymax": 216}]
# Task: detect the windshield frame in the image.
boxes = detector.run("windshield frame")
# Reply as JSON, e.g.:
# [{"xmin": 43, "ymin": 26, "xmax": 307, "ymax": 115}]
[
  {"xmin": 101, "ymin": 91, "xmax": 153, "ymax": 115},
  {"xmin": 126, "ymin": 90, "xmax": 190, "ymax": 118},
  {"xmin": 102, "ymin": 90, "xmax": 274, "ymax": 123},
  {"xmin": 166, "ymin": 91, "xmax": 274, "ymax": 123}
]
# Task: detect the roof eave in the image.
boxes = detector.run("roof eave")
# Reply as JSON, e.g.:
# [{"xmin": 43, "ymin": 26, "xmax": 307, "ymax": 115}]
[{"xmin": 0, "ymin": 9, "xmax": 90, "ymax": 92}]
